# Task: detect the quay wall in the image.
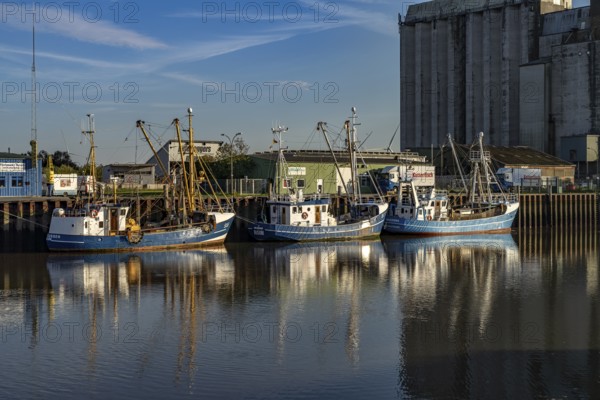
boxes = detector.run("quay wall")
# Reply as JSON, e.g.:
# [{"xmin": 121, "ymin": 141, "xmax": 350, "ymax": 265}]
[{"xmin": 1, "ymin": 193, "xmax": 598, "ymax": 233}]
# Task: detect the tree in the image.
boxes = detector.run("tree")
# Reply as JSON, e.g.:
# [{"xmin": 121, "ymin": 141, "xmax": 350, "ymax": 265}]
[
  {"xmin": 38, "ymin": 150, "xmax": 49, "ymax": 167},
  {"xmin": 209, "ymin": 136, "xmax": 254, "ymax": 179},
  {"xmin": 52, "ymin": 150, "xmax": 78, "ymax": 169}
]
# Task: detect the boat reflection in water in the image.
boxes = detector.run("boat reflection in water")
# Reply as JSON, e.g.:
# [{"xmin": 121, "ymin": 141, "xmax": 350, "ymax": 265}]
[
  {"xmin": 40, "ymin": 240, "xmax": 393, "ymax": 398},
  {"xmin": 386, "ymin": 232, "xmax": 599, "ymax": 400},
  {"xmin": 3, "ymin": 230, "xmax": 598, "ymax": 398},
  {"xmin": 46, "ymin": 247, "xmax": 233, "ymax": 300}
]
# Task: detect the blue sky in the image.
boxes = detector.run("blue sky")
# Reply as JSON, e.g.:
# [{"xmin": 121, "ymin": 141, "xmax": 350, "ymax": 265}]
[{"xmin": 0, "ymin": 0, "xmax": 590, "ymax": 165}]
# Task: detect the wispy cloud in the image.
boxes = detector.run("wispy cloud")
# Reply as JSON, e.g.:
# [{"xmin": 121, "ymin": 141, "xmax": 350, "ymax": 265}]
[
  {"xmin": 0, "ymin": 31, "xmax": 295, "ymax": 81},
  {"xmin": 0, "ymin": 45, "xmax": 143, "ymax": 70},
  {"xmin": 160, "ymin": 72, "xmax": 208, "ymax": 86},
  {"xmin": 2, "ymin": 4, "xmax": 166, "ymax": 49},
  {"xmin": 313, "ymin": 0, "xmax": 398, "ymax": 37},
  {"xmin": 43, "ymin": 18, "xmax": 167, "ymax": 49},
  {"xmin": 168, "ymin": 1, "xmax": 397, "ymax": 38},
  {"xmin": 163, "ymin": 33, "xmax": 294, "ymax": 65}
]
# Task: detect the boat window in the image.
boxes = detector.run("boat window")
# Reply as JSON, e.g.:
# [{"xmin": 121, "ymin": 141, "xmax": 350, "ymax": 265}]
[
  {"xmin": 99, "ymin": 221, "xmax": 104, "ymax": 228},
  {"xmin": 120, "ymin": 209, "xmax": 126, "ymax": 216},
  {"xmin": 442, "ymin": 201, "xmax": 446, "ymax": 207},
  {"xmin": 272, "ymin": 206, "xmax": 277, "ymax": 214},
  {"xmin": 430, "ymin": 201, "xmax": 434, "ymax": 207},
  {"xmin": 84, "ymin": 222, "xmax": 88, "ymax": 229},
  {"xmin": 292, "ymin": 206, "xmax": 297, "ymax": 213},
  {"xmin": 418, "ymin": 209, "xmax": 423, "ymax": 216},
  {"xmin": 298, "ymin": 206, "xmax": 302, "ymax": 212},
  {"xmin": 307, "ymin": 208, "xmax": 311, "ymax": 212},
  {"xmin": 322, "ymin": 206, "xmax": 326, "ymax": 211}
]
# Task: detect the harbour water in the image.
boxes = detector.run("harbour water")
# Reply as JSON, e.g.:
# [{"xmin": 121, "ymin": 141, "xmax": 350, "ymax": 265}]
[{"xmin": 0, "ymin": 225, "xmax": 599, "ymax": 399}]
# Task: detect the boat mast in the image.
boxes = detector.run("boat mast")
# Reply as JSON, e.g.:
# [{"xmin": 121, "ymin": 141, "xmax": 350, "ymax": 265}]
[
  {"xmin": 271, "ymin": 125, "xmax": 288, "ymax": 198},
  {"xmin": 318, "ymin": 122, "xmax": 349, "ymax": 194},
  {"xmin": 174, "ymin": 118, "xmax": 193, "ymax": 213},
  {"xmin": 136, "ymin": 120, "xmax": 170, "ymax": 180},
  {"xmin": 346, "ymin": 107, "xmax": 360, "ymax": 203},
  {"xmin": 82, "ymin": 114, "xmax": 96, "ymax": 200},
  {"xmin": 187, "ymin": 108, "xmax": 195, "ymax": 210},
  {"xmin": 448, "ymin": 134, "xmax": 468, "ymax": 192},
  {"xmin": 476, "ymin": 132, "xmax": 496, "ymax": 203}
]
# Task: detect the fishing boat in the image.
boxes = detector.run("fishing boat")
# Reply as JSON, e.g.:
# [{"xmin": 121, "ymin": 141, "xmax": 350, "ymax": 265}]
[
  {"xmin": 46, "ymin": 110, "xmax": 235, "ymax": 252},
  {"xmin": 247, "ymin": 107, "xmax": 388, "ymax": 241},
  {"xmin": 383, "ymin": 132, "xmax": 519, "ymax": 235}
]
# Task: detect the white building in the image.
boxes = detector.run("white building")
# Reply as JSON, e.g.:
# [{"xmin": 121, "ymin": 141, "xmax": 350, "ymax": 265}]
[{"xmin": 146, "ymin": 140, "xmax": 223, "ymax": 179}]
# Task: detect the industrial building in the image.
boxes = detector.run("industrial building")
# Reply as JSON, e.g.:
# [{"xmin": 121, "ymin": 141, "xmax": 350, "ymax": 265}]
[
  {"xmin": 101, "ymin": 164, "xmax": 156, "ymax": 185},
  {"xmin": 247, "ymin": 150, "xmax": 428, "ymax": 194},
  {"xmin": 400, "ymin": 0, "xmax": 599, "ymax": 168},
  {"xmin": 560, "ymin": 134, "xmax": 599, "ymax": 178},
  {"xmin": 146, "ymin": 140, "xmax": 223, "ymax": 179}
]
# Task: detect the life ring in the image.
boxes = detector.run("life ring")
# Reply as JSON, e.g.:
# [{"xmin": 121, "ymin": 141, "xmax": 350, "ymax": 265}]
[
  {"xmin": 90, "ymin": 209, "xmax": 98, "ymax": 218},
  {"xmin": 301, "ymin": 212, "xmax": 308, "ymax": 220},
  {"xmin": 426, "ymin": 215, "xmax": 432, "ymax": 221}
]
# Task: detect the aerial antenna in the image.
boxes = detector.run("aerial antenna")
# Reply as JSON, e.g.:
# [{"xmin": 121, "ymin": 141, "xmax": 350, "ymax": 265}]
[
  {"xmin": 30, "ymin": 20, "xmax": 39, "ymax": 196},
  {"xmin": 31, "ymin": 22, "xmax": 37, "ymax": 142}
]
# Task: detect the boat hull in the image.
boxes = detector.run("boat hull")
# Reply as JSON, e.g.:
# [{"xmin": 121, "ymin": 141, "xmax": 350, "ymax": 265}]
[
  {"xmin": 383, "ymin": 206, "xmax": 518, "ymax": 236},
  {"xmin": 46, "ymin": 214, "xmax": 235, "ymax": 252},
  {"xmin": 247, "ymin": 211, "xmax": 387, "ymax": 242}
]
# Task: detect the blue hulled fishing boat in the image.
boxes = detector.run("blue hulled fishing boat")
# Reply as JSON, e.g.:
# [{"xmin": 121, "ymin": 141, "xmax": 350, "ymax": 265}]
[
  {"xmin": 46, "ymin": 110, "xmax": 235, "ymax": 252},
  {"xmin": 383, "ymin": 133, "xmax": 519, "ymax": 235},
  {"xmin": 247, "ymin": 108, "xmax": 388, "ymax": 242}
]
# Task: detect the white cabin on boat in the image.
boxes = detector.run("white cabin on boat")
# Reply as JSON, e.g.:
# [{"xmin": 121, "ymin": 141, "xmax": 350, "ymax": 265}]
[
  {"xmin": 265, "ymin": 192, "xmax": 337, "ymax": 227},
  {"xmin": 392, "ymin": 182, "xmax": 450, "ymax": 222},
  {"xmin": 48, "ymin": 205, "xmax": 131, "ymax": 237}
]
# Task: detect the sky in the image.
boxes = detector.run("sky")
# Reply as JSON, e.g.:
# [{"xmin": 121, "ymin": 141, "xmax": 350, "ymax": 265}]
[{"xmin": 0, "ymin": 0, "xmax": 590, "ymax": 166}]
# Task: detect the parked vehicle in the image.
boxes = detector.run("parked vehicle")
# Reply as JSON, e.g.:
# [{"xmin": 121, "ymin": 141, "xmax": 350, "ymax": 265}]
[
  {"xmin": 77, "ymin": 175, "xmax": 96, "ymax": 195},
  {"xmin": 376, "ymin": 165, "xmax": 435, "ymax": 193},
  {"xmin": 496, "ymin": 167, "xmax": 541, "ymax": 190},
  {"xmin": 52, "ymin": 174, "xmax": 78, "ymax": 196}
]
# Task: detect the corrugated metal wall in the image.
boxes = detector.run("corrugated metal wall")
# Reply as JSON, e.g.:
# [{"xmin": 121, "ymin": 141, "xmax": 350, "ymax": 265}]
[{"xmin": 0, "ymin": 158, "xmax": 42, "ymax": 197}]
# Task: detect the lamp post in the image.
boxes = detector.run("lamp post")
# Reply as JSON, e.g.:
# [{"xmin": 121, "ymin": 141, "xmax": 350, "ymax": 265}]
[{"xmin": 221, "ymin": 132, "xmax": 242, "ymax": 194}]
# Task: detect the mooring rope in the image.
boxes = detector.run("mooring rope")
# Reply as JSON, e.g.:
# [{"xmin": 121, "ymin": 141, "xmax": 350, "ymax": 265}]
[
  {"xmin": 0, "ymin": 209, "xmax": 49, "ymax": 230},
  {"xmin": 234, "ymin": 215, "xmax": 255, "ymax": 224}
]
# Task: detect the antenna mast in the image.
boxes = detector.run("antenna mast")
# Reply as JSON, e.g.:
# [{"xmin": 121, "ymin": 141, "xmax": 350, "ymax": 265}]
[
  {"xmin": 30, "ymin": 22, "xmax": 39, "ymax": 196},
  {"xmin": 31, "ymin": 24, "xmax": 37, "ymax": 142}
]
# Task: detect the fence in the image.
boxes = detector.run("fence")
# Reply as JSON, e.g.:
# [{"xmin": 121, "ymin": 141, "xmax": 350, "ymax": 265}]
[{"xmin": 220, "ymin": 179, "xmax": 268, "ymax": 195}]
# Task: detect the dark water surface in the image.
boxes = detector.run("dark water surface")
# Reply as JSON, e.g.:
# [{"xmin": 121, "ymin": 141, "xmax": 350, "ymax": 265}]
[{"xmin": 1, "ymin": 224, "xmax": 599, "ymax": 399}]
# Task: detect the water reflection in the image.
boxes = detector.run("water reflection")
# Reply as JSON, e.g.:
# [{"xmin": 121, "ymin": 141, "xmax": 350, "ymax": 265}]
[
  {"xmin": 389, "ymin": 231, "xmax": 599, "ymax": 399},
  {"xmin": 0, "ymin": 231, "xmax": 598, "ymax": 398}
]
